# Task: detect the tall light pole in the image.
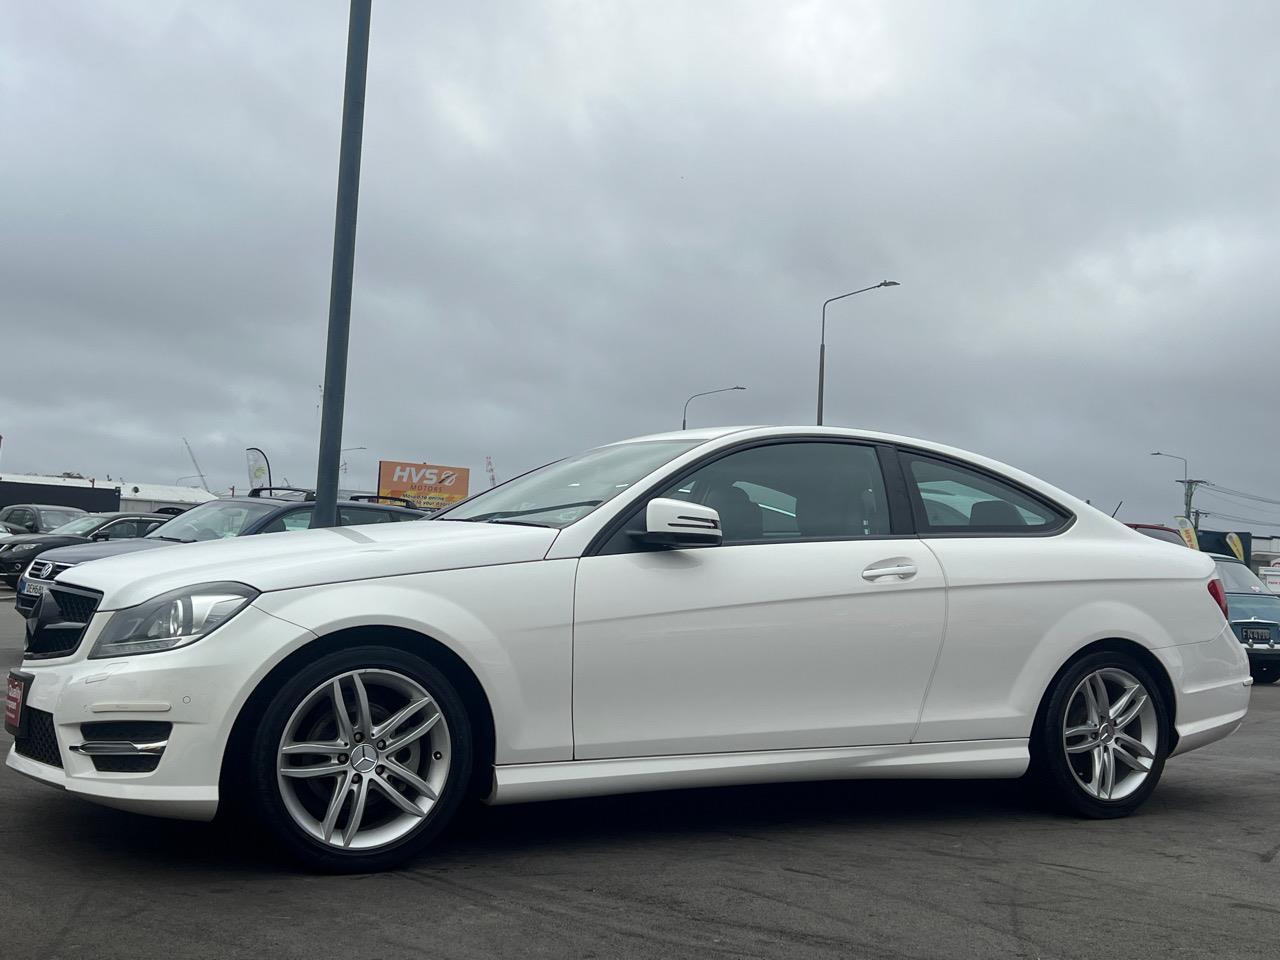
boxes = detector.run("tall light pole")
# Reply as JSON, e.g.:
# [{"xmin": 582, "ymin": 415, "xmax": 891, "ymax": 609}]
[
  {"xmin": 1150, "ymin": 451, "xmax": 1203, "ymax": 526},
  {"xmin": 314, "ymin": 0, "xmax": 372, "ymax": 528},
  {"xmin": 817, "ymin": 280, "xmax": 899, "ymax": 425},
  {"xmin": 683, "ymin": 386, "xmax": 746, "ymax": 430}
]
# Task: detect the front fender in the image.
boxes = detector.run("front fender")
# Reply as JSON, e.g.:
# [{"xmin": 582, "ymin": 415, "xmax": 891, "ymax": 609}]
[{"xmin": 252, "ymin": 559, "xmax": 577, "ymax": 764}]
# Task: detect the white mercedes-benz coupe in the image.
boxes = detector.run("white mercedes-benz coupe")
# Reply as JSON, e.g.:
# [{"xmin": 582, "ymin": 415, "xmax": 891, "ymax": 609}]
[{"xmin": 5, "ymin": 427, "xmax": 1250, "ymax": 871}]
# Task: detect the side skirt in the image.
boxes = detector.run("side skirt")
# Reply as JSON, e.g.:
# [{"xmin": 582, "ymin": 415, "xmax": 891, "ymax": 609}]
[{"xmin": 488, "ymin": 738, "xmax": 1029, "ymax": 805}]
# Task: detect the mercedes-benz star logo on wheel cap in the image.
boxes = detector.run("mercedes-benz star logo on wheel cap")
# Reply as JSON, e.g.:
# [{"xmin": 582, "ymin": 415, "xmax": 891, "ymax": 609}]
[{"xmin": 351, "ymin": 743, "xmax": 377, "ymax": 773}]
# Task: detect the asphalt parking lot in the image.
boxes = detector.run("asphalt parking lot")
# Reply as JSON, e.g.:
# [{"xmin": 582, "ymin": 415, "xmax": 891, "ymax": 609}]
[{"xmin": 0, "ymin": 589, "xmax": 1276, "ymax": 960}]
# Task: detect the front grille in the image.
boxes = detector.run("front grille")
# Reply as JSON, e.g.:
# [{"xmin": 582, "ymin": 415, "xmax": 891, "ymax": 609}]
[
  {"xmin": 92, "ymin": 755, "xmax": 160, "ymax": 773},
  {"xmin": 80, "ymin": 720, "xmax": 171, "ymax": 741},
  {"xmin": 24, "ymin": 584, "xmax": 102, "ymax": 660},
  {"xmin": 14, "ymin": 708, "xmax": 62, "ymax": 768},
  {"xmin": 49, "ymin": 587, "xmax": 97, "ymax": 623},
  {"xmin": 27, "ymin": 560, "xmax": 54, "ymax": 580}
]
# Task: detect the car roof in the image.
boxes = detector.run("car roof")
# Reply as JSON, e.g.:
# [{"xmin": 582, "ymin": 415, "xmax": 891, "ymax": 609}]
[
  {"xmin": 8, "ymin": 504, "xmax": 88, "ymax": 511},
  {"xmin": 87, "ymin": 511, "xmax": 169, "ymax": 519}
]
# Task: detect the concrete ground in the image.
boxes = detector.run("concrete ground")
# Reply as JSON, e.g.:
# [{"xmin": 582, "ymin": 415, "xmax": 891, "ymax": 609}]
[{"xmin": 0, "ymin": 588, "xmax": 1276, "ymax": 960}]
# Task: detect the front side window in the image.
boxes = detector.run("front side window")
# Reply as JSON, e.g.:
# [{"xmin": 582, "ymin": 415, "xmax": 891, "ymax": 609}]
[
  {"xmin": 147, "ymin": 500, "xmax": 279, "ymax": 542},
  {"xmin": 658, "ymin": 442, "xmax": 890, "ymax": 544},
  {"xmin": 101, "ymin": 519, "xmax": 143, "ymax": 540},
  {"xmin": 905, "ymin": 455, "xmax": 1066, "ymax": 534},
  {"xmin": 439, "ymin": 439, "xmax": 702, "ymax": 529}
]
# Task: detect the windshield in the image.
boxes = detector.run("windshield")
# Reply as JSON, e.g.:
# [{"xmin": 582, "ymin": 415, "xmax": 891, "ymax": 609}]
[
  {"xmin": 51, "ymin": 515, "xmax": 109, "ymax": 535},
  {"xmin": 146, "ymin": 500, "xmax": 278, "ymax": 542},
  {"xmin": 439, "ymin": 440, "xmax": 703, "ymax": 528},
  {"xmin": 1214, "ymin": 558, "xmax": 1270, "ymax": 594},
  {"xmin": 1227, "ymin": 592, "xmax": 1280, "ymax": 622}
]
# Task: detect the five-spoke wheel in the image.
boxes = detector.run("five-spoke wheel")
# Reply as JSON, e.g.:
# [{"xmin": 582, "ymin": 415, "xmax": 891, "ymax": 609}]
[
  {"xmin": 249, "ymin": 647, "xmax": 472, "ymax": 871},
  {"xmin": 1033, "ymin": 651, "xmax": 1169, "ymax": 818}
]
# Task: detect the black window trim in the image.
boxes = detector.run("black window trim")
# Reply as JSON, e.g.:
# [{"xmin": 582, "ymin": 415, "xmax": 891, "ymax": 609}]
[
  {"xmin": 892, "ymin": 445, "xmax": 1075, "ymax": 539},
  {"xmin": 586, "ymin": 435, "xmax": 918, "ymax": 556}
]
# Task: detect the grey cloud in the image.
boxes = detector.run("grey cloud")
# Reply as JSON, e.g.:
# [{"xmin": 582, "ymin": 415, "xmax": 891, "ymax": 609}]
[{"xmin": 3, "ymin": 1, "xmax": 1279, "ymax": 531}]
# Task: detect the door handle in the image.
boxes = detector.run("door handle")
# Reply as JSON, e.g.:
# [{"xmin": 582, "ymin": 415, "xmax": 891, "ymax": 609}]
[{"xmin": 861, "ymin": 562, "xmax": 917, "ymax": 582}]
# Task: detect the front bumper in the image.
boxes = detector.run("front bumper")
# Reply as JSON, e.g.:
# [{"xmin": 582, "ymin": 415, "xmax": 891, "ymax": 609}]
[
  {"xmin": 1242, "ymin": 642, "xmax": 1280, "ymax": 663},
  {"xmin": 5, "ymin": 603, "xmax": 317, "ymax": 821}
]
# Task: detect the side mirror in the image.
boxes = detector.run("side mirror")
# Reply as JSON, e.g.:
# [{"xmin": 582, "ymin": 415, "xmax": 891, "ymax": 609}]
[
  {"xmin": 91, "ymin": 532, "xmax": 109, "ymax": 541},
  {"xmin": 635, "ymin": 498, "xmax": 722, "ymax": 547}
]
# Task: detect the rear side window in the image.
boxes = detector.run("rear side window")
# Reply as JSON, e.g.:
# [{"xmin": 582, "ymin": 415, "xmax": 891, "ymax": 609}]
[
  {"xmin": 1134, "ymin": 527, "xmax": 1184, "ymax": 546},
  {"xmin": 260, "ymin": 507, "xmax": 315, "ymax": 534},
  {"xmin": 903, "ymin": 454, "xmax": 1068, "ymax": 535},
  {"xmin": 338, "ymin": 507, "xmax": 398, "ymax": 525}
]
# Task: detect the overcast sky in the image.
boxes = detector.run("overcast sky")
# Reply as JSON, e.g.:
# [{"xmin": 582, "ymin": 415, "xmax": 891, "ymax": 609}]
[{"xmin": 4, "ymin": 1, "xmax": 1280, "ymax": 529}]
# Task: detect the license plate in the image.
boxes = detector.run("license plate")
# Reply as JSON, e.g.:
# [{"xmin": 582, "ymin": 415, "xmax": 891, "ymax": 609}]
[
  {"xmin": 20, "ymin": 580, "xmax": 44, "ymax": 598},
  {"xmin": 4, "ymin": 672, "xmax": 28, "ymax": 736},
  {"xmin": 1242, "ymin": 626, "xmax": 1271, "ymax": 644}
]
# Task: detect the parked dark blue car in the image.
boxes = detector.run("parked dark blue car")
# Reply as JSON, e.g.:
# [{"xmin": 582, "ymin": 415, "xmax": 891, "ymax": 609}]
[
  {"xmin": 16, "ymin": 490, "xmax": 423, "ymax": 616},
  {"xmin": 1212, "ymin": 554, "xmax": 1280, "ymax": 685}
]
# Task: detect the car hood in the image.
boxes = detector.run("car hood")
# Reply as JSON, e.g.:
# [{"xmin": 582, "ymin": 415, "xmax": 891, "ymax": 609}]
[
  {"xmin": 58, "ymin": 521, "xmax": 560, "ymax": 610},
  {"xmin": 39, "ymin": 538, "xmax": 172, "ymax": 565},
  {"xmin": 1, "ymin": 532, "xmax": 91, "ymax": 548}
]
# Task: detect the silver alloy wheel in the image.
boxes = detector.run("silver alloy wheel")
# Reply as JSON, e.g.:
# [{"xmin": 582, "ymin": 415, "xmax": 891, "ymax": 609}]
[
  {"xmin": 1062, "ymin": 667, "xmax": 1158, "ymax": 801},
  {"xmin": 276, "ymin": 669, "xmax": 451, "ymax": 850}
]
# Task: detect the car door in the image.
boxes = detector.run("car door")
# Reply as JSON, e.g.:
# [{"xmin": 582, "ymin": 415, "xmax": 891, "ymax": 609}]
[{"xmin": 572, "ymin": 439, "xmax": 947, "ymax": 760}]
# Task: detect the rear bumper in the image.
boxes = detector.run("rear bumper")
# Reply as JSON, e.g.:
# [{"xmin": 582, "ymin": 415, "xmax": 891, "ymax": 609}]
[
  {"xmin": 1244, "ymin": 644, "xmax": 1280, "ymax": 663},
  {"xmin": 1155, "ymin": 622, "xmax": 1251, "ymax": 758}
]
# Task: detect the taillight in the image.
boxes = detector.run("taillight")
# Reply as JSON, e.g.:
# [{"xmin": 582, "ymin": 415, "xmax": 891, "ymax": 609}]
[{"xmin": 1208, "ymin": 579, "xmax": 1229, "ymax": 620}]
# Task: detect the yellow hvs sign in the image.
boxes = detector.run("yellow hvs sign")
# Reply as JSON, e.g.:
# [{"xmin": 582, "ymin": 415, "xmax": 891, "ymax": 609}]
[
  {"xmin": 1174, "ymin": 516, "xmax": 1199, "ymax": 551},
  {"xmin": 378, "ymin": 460, "xmax": 470, "ymax": 511}
]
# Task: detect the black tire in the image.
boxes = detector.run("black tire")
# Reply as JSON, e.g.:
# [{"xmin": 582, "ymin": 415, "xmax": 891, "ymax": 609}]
[
  {"xmin": 1251, "ymin": 663, "xmax": 1280, "ymax": 685},
  {"xmin": 246, "ymin": 645, "xmax": 473, "ymax": 872},
  {"xmin": 1030, "ymin": 650, "xmax": 1171, "ymax": 819}
]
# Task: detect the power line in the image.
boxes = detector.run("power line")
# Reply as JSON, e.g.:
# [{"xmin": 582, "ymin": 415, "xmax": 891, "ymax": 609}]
[
  {"xmin": 1203, "ymin": 481, "xmax": 1280, "ymax": 507},
  {"xmin": 1198, "ymin": 488, "xmax": 1280, "ymax": 519},
  {"xmin": 1198, "ymin": 509, "xmax": 1280, "ymax": 528}
]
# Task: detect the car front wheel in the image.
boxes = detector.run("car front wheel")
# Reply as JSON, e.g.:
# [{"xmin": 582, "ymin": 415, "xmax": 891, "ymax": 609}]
[
  {"xmin": 248, "ymin": 645, "xmax": 473, "ymax": 872},
  {"xmin": 1032, "ymin": 651, "xmax": 1170, "ymax": 818}
]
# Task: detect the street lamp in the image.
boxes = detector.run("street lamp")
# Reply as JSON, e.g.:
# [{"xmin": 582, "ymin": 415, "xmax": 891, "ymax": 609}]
[
  {"xmin": 1149, "ymin": 451, "xmax": 1187, "ymax": 484},
  {"xmin": 683, "ymin": 386, "xmax": 746, "ymax": 430},
  {"xmin": 1150, "ymin": 451, "xmax": 1200, "ymax": 524},
  {"xmin": 816, "ymin": 280, "xmax": 899, "ymax": 425}
]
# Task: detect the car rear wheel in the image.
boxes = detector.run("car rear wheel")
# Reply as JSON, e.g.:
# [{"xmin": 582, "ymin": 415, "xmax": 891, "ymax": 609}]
[
  {"xmin": 1031, "ymin": 651, "xmax": 1170, "ymax": 818},
  {"xmin": 1251, "ymin": 663, "xmax": 1280, "ymax": 685},
  {"xmin": 248, "ymin": 646, "xmax": 472, "ymax": 872}
]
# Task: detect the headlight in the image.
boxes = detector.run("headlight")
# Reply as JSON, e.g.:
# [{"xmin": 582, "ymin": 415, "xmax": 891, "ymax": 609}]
[
  {"xmin": 90, "ymin": 582, "xmax": 258, "ymax": 658},
  {"xmin": 5, "ymin": 544, "xmax": 36, "ymax": 555}
]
